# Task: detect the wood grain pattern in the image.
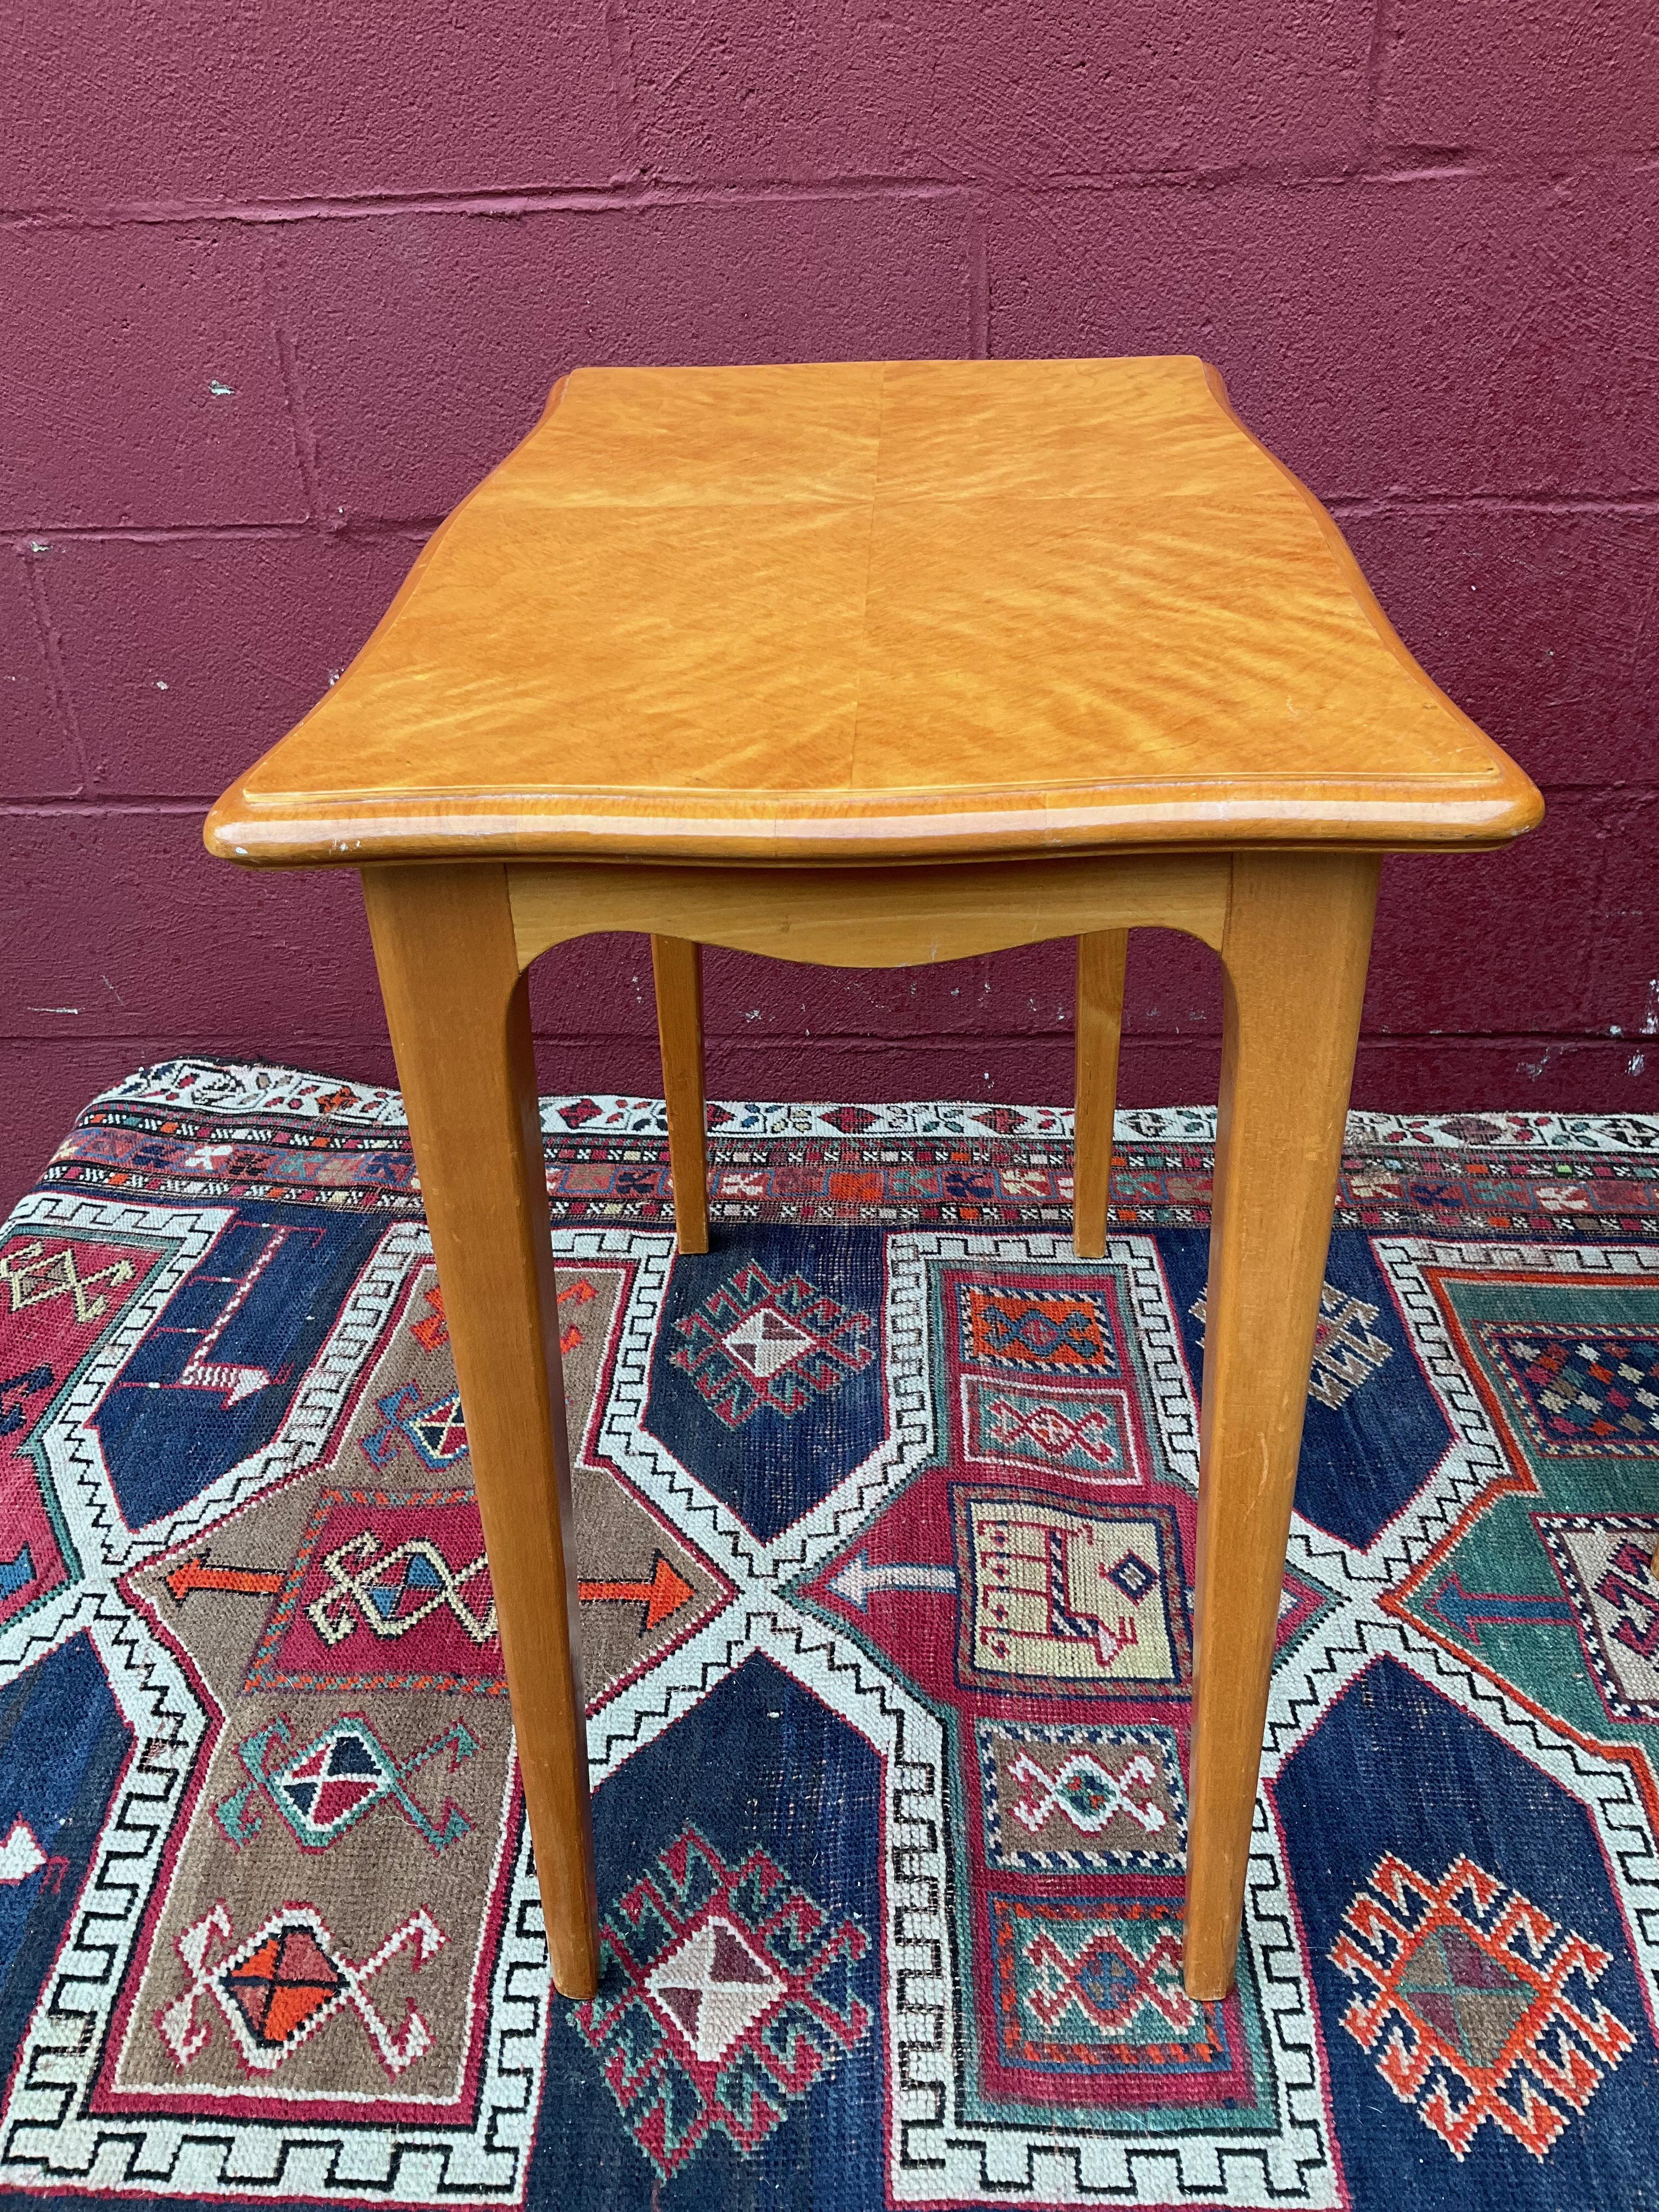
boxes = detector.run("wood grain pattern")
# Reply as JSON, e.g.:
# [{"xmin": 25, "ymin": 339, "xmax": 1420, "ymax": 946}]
[
  {"xmin": 1073, "ymin": 930, "xmax": 1127, "ymax": 1259},
  {"xmin": 204, "ymin": 357, "xmax": 1542, "ymax": 870},
  {"xmin": 652, "ymin": 934, "xmax": 709, "ymax": 1254},
  {"xmin": 360, "ymin": 864, "xmax": 600, "ymax": 1999},
  {"xmin": 1182, "ymin": 850, "xmax": 1379, "ymax": 2000}
]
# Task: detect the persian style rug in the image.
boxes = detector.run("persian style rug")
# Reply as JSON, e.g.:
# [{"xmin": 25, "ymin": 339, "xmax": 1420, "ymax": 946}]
[{"xmin": 3, "ymin": 1060, "xmax": 1659, "ymax": 2212}]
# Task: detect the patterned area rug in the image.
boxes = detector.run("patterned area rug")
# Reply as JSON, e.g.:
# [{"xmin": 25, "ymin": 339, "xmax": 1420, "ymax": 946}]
[{"xmin": 4, "ymin": 1060, "xmax": 1659, "ymax": 2211}]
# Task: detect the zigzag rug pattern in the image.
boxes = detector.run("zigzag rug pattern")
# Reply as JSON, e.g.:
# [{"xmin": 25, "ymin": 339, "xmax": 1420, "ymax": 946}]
[{"xmin": 2, "ymin": 1059, "xmax": 1657, "ymax": 2210}]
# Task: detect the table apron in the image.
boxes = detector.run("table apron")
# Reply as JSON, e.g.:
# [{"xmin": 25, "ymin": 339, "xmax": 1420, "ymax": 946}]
[{"xmin": 504, "ymin": 852, "xmax": 1232, "ymax": 970}]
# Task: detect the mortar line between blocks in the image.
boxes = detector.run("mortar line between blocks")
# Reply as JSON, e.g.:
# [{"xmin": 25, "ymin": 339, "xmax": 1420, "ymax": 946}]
[
  {"xmin": 600, "ymin": 0, "xmax": 645, "ymax": 182},
  {"xmin": 260, "ymin": 238, "xmax": 327, "ymax": 527},
  {"xmin": 19, "ymin": 550, "xmax": 90, "ymax": 794},
  {"xmin": 1364, "ymin": 0, "xmax": 1400, "ymax": 151},
  {"xmin": 967, "ymin": 194, "xmax": 990, "ymax": 358},
  {"xmin": 17, "ymin": 150, "xmax": 1659, "ymax": 235}
]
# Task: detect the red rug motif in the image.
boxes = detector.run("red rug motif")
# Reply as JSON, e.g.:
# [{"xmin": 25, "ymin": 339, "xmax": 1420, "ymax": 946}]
[{"xmin": 1, "ymin": 1059, "xmax": 1657, "ymax": 2211}]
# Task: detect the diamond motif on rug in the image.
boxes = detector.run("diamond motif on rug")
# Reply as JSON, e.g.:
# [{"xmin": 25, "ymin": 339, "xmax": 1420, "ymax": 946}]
[
  {"xmin": 668, "ymin": 1261, "xmax": 876, "ymax": 1428},
  {"xmin": 977, "ymin": 1719, "xmax": 1187, "ymax": 1872},
  {"xmin": 222, "ymin": 1924, "xmax": 347, "ymax": 2051},
  {"xmin": 245, "ymin": 1487, "xmax": 503, "ymax": 1696},
  {"xmin": 1536, "ymin": 1513, "xmax": 1659, "ymax": 1718},
  {"xmin": 958, "ymin": 1283, "xmax": 1120, "ymax": 1375},
  {"xmin": 990, "ymin": 1896, "xmax": 1229, "ymax": 2075},
  {"xmin": 1480, "ymin": 1321, "xmax": 1659, "ymax": 1455},
  {"xmin": 0, "ymin": 1237, "xmax": 141, "ymax": 1324},
  {"xmin": 645, "ymin": 1914, "xmax": 786, "ymax": 2062},
  {"xmin": 1330, "ymin": 1853, "xmax": 1635, "ymax": 2159},
  {"xmin": 962, "ymin": 1375, "xmax": 1138, "ymax": 1481},
  {"xmin": 573, "ymin": 1827, "xmax": 871, "ymax": 2179},
  {"xmin": 720, "ymin": 1306, "xmax": 815, "ymax": 1380},
  {"xmin": 156, "ymin": 1900, "xmax": 446, "ymax": 2079},
  {"xmin": 360, "ymin": 1381, "xmax": 469, "ymax": 1470},
  {"xmin": 214, "ymin": 1711, "xmax": 479, "ymax": 1853}
]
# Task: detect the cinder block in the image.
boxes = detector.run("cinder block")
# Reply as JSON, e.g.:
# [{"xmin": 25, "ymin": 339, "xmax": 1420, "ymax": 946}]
[
  {"xmin": 1351, "ymin": 1038, "xmax": 1658, "ymax": 1113},
  {"xmin": 1578, "ymin": 792, "xmax": 1659, "ymax": 1044},
  {"xmin": 698, "ymin": 949, "xmax": 1064, "ymax": 1046},
  {"xmin": 1381, "ymin": 0, "xmax": 1657, "ymax": 157},
  {"xmin": 529, "ymin": 940, "xmax": 1073, "ymax": 1053},
  {"xmin": 2, "ymin": 0, "xmax": 624, "ymax": 208},
  {"xmin": 627, "ymin": 0, "xmax": 1368, "ymax": 182},
  {"xmin": 0, "ymin": 1041, "xmax": 178, "ymax": 1217},
  {"xmin": 987, "ymin": 174, "xmax": 1659, "ymax": 499},
  {"xmin": 0, "ymin": 226, "xmax": 305, "ymax": 528},
  {"xmin": 1340, "ymin": 509, "xmax": 1659, "ymax": 793},
  {"xmin": 5, "ymin": 810, "xmax": 383, "ymax": 1040},
  {"xmin": 1, "ymin": 550, "xmax": 78, "ymax": 796},
  {"xmin": 1114, "ymin": 1040, "xmax": 1222, "ymax": 1111},
  {"xmin": 43, "ymin": 533, "xmax": 422, "ymax": 796},
  {"xmin": 275, "ymin": 195, "xmax": 974, "ymax": 518},
  {"xmin": 1365, "ymin": 793, "xmax": 1627, "ymax": 1038},
  {"xmin": 670, "ymin": 1034, "xmax": 1084, "ymax": 1108},
  {"xmin": 529, "ymin": 934, "xmax": 659, "ymax": 1043},
  {"xmin": 645, "ymin": 939, "xmax": 1215, "ymax": 1051},
  {"xmin": 1122, "ymin": 931, "xmax": 1224, "ymax": 1042},
  {"xmin": 527, "ymin": 929, "xmax": 1226, "ymax": 1104}
]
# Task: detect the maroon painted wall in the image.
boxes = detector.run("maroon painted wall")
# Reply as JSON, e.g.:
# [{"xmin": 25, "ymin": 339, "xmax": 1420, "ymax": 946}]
[{"xmin": 5, "ymin": 2, "xmax": 1658, "ymax": 1210}]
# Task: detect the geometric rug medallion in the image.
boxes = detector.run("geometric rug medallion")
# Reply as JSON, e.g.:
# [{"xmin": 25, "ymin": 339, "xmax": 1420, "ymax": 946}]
[
  {"xmin": 3, "ymin": 1061, "xmax": 1659, "ymax": 2211},
  {"xmin": 1330, "ymin": 1852, "xmax": 1635, "ymax": 2160}
]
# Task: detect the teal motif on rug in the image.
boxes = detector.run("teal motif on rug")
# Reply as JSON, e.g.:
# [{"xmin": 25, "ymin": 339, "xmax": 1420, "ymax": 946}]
[
  {"xmin": 990, "ymin": 1894, "xmax": 1235, "ymax": 2078},
  {"xmin": 2, "ymin": 1062, "xmax": 1658, "ymax": 2211}
]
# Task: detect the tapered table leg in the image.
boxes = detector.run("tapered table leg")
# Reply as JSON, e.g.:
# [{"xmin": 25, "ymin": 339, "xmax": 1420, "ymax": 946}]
[
  {"xmin": 362, "ymin": 862, "xmax": 600, "ymax": 2000},
  {"xmin": 652, "ymin": 935, "xmax": 709, "ymax": 1255},
  {"xmin": 1074, "ymin": 930, "xmax": 1128, "ymax": 1259},
  {"xmin": 1183, "ymin": 851, "xmax": 1379, "ymax": 2000}
]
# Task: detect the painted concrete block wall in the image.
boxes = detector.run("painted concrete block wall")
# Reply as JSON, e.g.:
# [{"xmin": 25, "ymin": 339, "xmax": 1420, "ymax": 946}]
[{"xmin": 4, "ymin": 1, "xmax": 1657, "ymax": 1210}]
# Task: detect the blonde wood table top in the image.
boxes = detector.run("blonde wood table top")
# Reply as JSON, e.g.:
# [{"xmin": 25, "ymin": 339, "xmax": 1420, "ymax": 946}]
[{"xmin": 205, "ymin": 356, "xmax": 1542, "ymax": 868}]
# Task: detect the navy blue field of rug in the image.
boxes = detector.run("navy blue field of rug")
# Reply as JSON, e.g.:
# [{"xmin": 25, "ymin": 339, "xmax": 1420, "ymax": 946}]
[{"xmin": 2, "ymin": 1059, "xmax": 1658, "ymax": 2211}]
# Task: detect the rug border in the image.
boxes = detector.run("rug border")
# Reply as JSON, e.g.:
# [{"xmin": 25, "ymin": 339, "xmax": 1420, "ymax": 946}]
[{"xmin": 71, "ymin": 1057, "xmax": 1659, "ymax": 1157}]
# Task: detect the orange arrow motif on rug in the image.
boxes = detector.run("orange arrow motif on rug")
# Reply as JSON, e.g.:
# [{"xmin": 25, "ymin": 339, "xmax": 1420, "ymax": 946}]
[
  {"xmin": 165, "ymin": 1554, "xmax": 285, "ymax": 1605},
  {"xmin": 578, "ymin": 1554, "xmax": 695, "ymax": 1632}
]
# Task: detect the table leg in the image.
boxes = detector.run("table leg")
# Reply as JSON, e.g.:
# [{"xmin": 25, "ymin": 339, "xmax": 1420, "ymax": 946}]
[
  {"xmin": 362, "ymin": 863, "xmax": 600, "ymax": 2000},
  {"xmin": 1183, "ymin": 852, "xmax": 1378, "ymax": 2000},
  {"xmin": 652, "ymin": 935, "xmax": 709, "ymax": 1254},
  {"xmin": 1074, "ymin": 930, "xmax": 1128, "ymax": 1259}
]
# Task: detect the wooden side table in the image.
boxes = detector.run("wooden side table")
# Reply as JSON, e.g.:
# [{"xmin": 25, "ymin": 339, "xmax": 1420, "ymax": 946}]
[{"xmin": 206, "ymin": 357, "xmax": 1542, "ymax": 2003}]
